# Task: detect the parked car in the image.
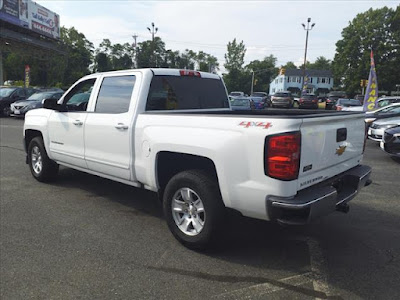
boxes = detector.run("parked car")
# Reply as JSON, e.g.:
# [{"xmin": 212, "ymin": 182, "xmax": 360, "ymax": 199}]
[
  {"xmin": 325, "ymin": 91, "xmax": 347, "ymax": 110},
  {"xmin": 335, "ymin": 99, "xmax": 362, "ymax": 111},
  {"xmin": 368, "ymin": 117, "xmax": 400, "ymax": 141},
  {"xmin": 298, "ymin": 94, "xmax": 318, "ymax": 109},
  {"xmin": 10, "ymin": 91, "xmax": 63, "ymax": 117},
  {"xmin": 250, "ymin": 92, "xmax": 270, "ymax": 108},
  {"xmin": 0, "ymin": 87, "xmax": 38, "ymax": 116},
  {"xmin": 377, "ymin": 96, "xmax": 400, "ymax": 108},
  {"xmin": 365, "ymin": 103, "xmax": 400, "ymax": 124},
  {"xmin": 230, "ymin": 97, "xmax": 252, "ymax": 110},
  {"xmin": 380, "ymin": 125, "xmax": 400, "ymax": 158},
  {"xmin": 271, "ymin": 91, "xmax": 293, "ymax": 108},
  {"xmin": 354, "ymin": 94, "xmax": 365, "ymax": 104},
  {"xmin": 229, "ymin": 91, "xmax": 245, "ymax": 98}
]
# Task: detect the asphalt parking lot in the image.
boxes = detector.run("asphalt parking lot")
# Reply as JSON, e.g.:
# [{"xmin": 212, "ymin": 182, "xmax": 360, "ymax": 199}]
[{"xmin": 1, "ymin": 117, "xmax": 399, "ymax": 300}]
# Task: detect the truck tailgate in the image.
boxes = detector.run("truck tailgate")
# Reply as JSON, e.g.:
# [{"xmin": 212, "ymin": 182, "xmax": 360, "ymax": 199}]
[{"xmin": 298, "ymin": 113, "xmax": 365, "ymax": 190}]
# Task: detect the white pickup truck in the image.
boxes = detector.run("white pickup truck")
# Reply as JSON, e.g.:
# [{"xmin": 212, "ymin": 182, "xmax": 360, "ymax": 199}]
[{"xmin": 23, "ymin": 69, "xmax": 371, "ymax": 249}]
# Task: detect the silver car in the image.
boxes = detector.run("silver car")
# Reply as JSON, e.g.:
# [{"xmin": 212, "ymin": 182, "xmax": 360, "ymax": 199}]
[
  {"xmin": 271, "ymin": 91, "xmax": 293, "ymax": 108},
  {"xmin": 368, "ymin": 117, "xmax": 400, "ymax": 141}
]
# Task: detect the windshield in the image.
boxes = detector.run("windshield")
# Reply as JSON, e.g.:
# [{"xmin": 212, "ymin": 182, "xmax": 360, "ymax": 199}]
[
  {"xmin": 0, "ymin": 88, "xmax": 16, "ymax": 97},
  {"xmin": 146, "ymin": 75, "xmax": 229, "ymax": 110},
  {"xmin": 338, "ymin": 99, "xmax": 361, "ymax": 106},
  {"xmin": 379, "ymin": 106, "xmax": 400, "ymax": 114},
  {"xmin": 27, "ymin": 92, "xmax": 53, "ymax": 101},
  {"xmin": 230, "ymin": 92, "xmax": 242, "ymax": 96}
]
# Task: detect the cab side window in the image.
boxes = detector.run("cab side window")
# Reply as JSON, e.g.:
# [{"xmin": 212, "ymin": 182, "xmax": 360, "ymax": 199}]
[
  {"xmin": 95, "ymin": 75, "xmax": 136, "ymax": 114},
  {"xmin": 63, "ymin": 79, "xmax": 96, "ymax": 112}
]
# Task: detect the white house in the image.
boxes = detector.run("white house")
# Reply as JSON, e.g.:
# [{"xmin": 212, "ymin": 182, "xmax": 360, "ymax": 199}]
[{"xmin": 269, "ymin": 69, "xmax": 333, "ymax": 95}]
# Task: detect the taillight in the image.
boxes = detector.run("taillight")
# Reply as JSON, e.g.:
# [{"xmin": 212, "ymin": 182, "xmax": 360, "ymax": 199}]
[
  {"xmin": 265, "ymin": 132, "xmax": 301, "ymax": 181},
  {"xmin": 179, "ymin": 70, "xmax": 201, "ymax": 77},
  {"xmin": 336, "ymin": 106, "xmax": 342, "ymax": 111}
]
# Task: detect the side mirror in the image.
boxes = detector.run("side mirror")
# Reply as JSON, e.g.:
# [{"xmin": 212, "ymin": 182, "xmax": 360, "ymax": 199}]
[{"xmin": 42, "ymin": 98, "xmax": 67, "ymax": 112}]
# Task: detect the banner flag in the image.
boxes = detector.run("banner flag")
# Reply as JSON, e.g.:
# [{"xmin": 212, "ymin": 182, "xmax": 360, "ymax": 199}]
[{"xmin": 363, "ymin": 51, "xmax": 378, "ymax": 111}]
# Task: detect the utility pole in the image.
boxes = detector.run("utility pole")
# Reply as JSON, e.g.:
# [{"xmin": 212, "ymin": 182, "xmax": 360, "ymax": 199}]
[
  {"xmin": 132, "ymin": 33, "xmax": 138, "ymax": 68},
  {"xmin": 301, "ymin": 18, "xmax": 315, "ymax": 94},
  {"xmin": 147, "ymin": 22, "xmax": 158, "ymax": 67}
]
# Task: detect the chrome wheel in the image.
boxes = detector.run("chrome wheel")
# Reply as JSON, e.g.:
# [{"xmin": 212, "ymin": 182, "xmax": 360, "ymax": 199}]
[
  {"xmin": 171, "ymin": 187, "xmax": 206, "ymax": 236},
  {"xmin": 31, "ymin": 146, "xmax": 43, "ymax": 175}
]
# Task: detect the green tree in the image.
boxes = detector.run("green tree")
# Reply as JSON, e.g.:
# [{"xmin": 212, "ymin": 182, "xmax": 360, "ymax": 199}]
[
  {"xmin": 137, "ymin": 37, "xmax": 166, "ymax": 68},
  {"xmin": 246, "ymin": 55, "xmax": 278, "ymax": 92},
  {"xmin": 281, "ymin": 61, "xmax": 297, "ymax": 70},
  {"xmin": 332, "ymin": 6, "xmax": 400, "ymax": 95},
  {"xmin": 61, "ymin": 26, "xmax": 93, "ymax": 85},
  {"xmin": 309, "ymin": 56, "xmax": 331, "ymax": 70},
  {"xmin": 224, "ymin": 38, "xmax": 246, "ymax": 72},
  {"xmin": 223, "ymin": 39, "xmax": 249, "ymax": 93}
]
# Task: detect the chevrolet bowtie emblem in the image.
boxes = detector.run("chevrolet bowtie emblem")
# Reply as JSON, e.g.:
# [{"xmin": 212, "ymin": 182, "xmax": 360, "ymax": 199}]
[{"xmin": 336, "ymin": 145, "xmax": 347, "ymax": 156}]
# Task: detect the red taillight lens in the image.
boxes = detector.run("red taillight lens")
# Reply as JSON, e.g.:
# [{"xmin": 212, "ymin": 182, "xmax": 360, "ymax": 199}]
[
  {"xmin": 336, "ymin": 106, "xmax": 342, "ymax": 111},
  {"xmin": 179, "ymin": 70, "xmax": 201, "ymax": 77},
  {"xmin": 265, "ymin": 132, "xmax": 301, "ymax": 181}
]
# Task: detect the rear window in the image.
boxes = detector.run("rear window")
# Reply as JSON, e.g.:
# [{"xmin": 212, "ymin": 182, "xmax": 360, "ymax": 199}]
[
  {"xmin": 274, "ymin": 92, "xmax": 290, "ymax": 97},
  {"xmin": 146, "ymin": 75, "xmax": 229, "ymax": 111}
]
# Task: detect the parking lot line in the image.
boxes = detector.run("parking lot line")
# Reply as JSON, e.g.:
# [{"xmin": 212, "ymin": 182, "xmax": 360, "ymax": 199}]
[{"xmin": 211, "ymin": 272, "xmax": 314, "ymax": 299}]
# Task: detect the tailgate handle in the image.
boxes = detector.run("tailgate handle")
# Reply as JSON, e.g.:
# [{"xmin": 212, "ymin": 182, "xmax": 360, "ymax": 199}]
[{"xmin": 337, "ymin": 128, "xmax": 347, "ymax": 142}]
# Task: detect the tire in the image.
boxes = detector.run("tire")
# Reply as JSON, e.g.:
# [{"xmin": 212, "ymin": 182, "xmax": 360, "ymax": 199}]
[
  {"xmin": 2, "ymin": 106, "xmax": 11, "ymax": 117},
  {"xmin": 163, "ymin": 170, "xmax": 224, "ymax": 250},
  {"xmin": 28, "ymin": 137, "xmax": 59, "ymax": 182}
]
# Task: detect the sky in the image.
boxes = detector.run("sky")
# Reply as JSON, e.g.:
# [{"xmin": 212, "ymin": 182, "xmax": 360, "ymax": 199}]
[{"xmin": 37, "ymin": 0, "xmax": 399, "ymax": 74}]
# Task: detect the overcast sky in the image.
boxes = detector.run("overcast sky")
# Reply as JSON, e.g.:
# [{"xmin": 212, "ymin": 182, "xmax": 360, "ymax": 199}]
[{"xmin": 37, "ymin": 0, "xmax": 398, "ymax": 73}]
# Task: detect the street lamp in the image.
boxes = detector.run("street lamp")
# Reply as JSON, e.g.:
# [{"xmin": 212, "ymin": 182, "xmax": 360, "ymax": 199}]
[
  {"xmin": 301, "ymin": 18, "xmax": 315, "ymax": 94},
  {"xmin": 147, "ymin": 22, "xmax": 158, "ymax": 42},
  {"xmin": 147, "ymin": 22, "xmax": 158, "ymax": 67}
]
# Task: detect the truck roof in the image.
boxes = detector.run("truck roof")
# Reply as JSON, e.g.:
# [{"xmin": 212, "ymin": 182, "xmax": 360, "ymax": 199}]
[{"xmin": 83, "ymin": 68, "xmax": 221, "ymax": 80}]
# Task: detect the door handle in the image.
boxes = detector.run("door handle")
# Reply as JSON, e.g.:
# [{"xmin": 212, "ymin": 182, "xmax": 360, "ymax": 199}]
[
  {"xmin": 73, "ymin": 120, "xmax": 83, "ymax": 126},
  {"xmin": 115, "ymin": 123, "xmax": 128, "ymax": 130}
]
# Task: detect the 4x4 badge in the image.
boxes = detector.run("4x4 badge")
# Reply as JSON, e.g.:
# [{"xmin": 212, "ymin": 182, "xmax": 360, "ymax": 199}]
[{"xmin": 335, "ymin": 145, "xmax": 347, "ymax": 156}]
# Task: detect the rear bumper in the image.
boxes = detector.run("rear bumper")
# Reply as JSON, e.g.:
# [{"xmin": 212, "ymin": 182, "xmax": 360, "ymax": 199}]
[{"xmin": 267, "ymin": 165, "xmax": 372, "ymax": 225}]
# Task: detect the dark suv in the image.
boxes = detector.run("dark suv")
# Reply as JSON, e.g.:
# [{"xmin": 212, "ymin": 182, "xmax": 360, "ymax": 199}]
[
  {"xmin": 0, "ymin": 87, "xmax": 38, "ymax": 116},
  {"xmin": 299, "ymin": 94, "xmax": 318, "ymax": 109},
  {"xmin": 325, "ymin": 91, "xmax": 347, "ymax": 110}
]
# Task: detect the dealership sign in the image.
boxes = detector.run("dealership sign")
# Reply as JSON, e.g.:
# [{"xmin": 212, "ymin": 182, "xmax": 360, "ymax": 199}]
[
  {"xmin": 29, "ymin": 1, "xmax": 60, "ymax": 39},
  {"xmin": 0, "ymin": 0, "xmax": 60, "ymax": 39}
]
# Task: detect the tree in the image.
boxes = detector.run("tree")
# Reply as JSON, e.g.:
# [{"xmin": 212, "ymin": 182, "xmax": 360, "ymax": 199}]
[
  {"xmin": 332, "ymin": 6, "xmax": 400, "ymax": 95},
  {"xmin": 136, "ymin": 37, "xmax": 166, "ymax": 68},
  {"xmin": 246, "ymin": 55, "xmax": 278, "ymax": 92},
  {"xmin": 223, "ymin": 39, "xmax": 249, "ymax": 93},
  {"xmin": 309, "ymin": 56, "xmax": 331, "ymax": 70},
  {"xmin": 281, "ymin": 61, "xmax": 297, "ymax": 70},
  {"xmin": 224, "ymin": 38, "xmax": 246, "ymax": 72},
  {"xmin": 60, "ymin": 26, "xmax": 93, "ymax": 85}
]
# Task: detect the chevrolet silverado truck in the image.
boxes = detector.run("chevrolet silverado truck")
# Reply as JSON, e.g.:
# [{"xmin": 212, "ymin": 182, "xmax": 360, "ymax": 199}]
[{"xmin": 23, "ymin": 69, "xmax": 372, "ymax": 249}]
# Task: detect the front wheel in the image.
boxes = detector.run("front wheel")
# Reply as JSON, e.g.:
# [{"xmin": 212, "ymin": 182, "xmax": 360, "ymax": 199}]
[
  {"xmin": 2, "ymin": 106, "xmax": 11, "ymax": 117},
  {"xmin": 28, "ymin": 137, "xmax": 59, "ymax": 182},
  {"xmin": 163, "ymin": 170, "xmax": 224, "ymax": 250}
]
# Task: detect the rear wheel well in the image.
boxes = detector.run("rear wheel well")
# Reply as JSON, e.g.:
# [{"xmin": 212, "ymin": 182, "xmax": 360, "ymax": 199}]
[
  {"xmin": 24, "ymin": 130, "xmax": 43, "ymax": 152},
  {"xmin": 156, "ymin": 152, "xmax": 219, "ymax": 198}
]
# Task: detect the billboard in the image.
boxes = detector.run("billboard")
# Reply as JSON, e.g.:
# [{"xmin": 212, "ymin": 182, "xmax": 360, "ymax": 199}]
[
  {"xmin": 29, "ymin": 1, "xmax": 60, "ymax": 39},
  {"xmin": 0, "ymin": 0, "xmax": 59, "ymax": 39}
]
